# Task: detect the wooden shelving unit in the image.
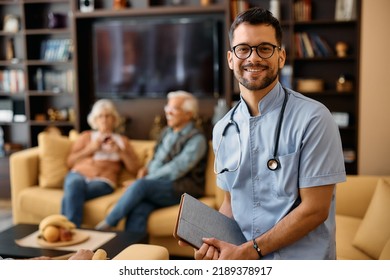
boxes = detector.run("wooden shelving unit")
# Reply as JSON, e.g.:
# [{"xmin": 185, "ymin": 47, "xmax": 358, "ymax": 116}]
[
  {"xmin": 0, "ymin": 0, "xmax": 76, "ymax": 149},
  {"xmin": 234, "ymin": 0, "xmax": 361, "ymax": 174}
]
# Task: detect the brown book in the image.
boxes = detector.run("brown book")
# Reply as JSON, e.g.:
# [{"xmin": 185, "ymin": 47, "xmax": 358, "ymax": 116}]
[{"xmin": 173, "ymin": 193, "xmax": 247, "ymax": 250}]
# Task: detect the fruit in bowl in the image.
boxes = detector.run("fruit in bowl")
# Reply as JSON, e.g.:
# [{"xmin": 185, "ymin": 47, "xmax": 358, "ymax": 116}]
[
  {"xmin": 39, "ymin": 214, "xmax": 76, "ymax": 243},
  {"xmin": 59, "ymin": 227, "xmax": 73, "ymax": 242}
]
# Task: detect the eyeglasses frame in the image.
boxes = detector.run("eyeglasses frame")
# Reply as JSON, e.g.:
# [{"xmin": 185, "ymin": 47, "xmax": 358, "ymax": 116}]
[{"xmin": 232, "ymin": 42, "xmax": 281, "ymax": 60}]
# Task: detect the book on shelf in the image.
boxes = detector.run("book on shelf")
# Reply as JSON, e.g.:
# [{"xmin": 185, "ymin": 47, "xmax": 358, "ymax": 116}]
[
  {"xmin": 294, "ymin": 0, "xmax": 312, "ymax": 21},
  {"xmin": 295, "ymin": 33, "xmax": 310, "ymax": 58},
  {"xmin": 0, "ymin": 69, "xmax": 25, "ymax": 93},
  {"xmin": 40, "ymin": 39, "xmax": 72, "ymax": 61},
  {"xmin": 301, "ymin": 32, "xmax": 314, "ymax": 58},
  {"xmin": 309, "ymin": 35, "xmax": 323, "ymax": 57},
  {"xmin": 294, "ymin": 33, "xmax": 303, "ymax": 58},
  {"xmin": 294, "ymin": 33, "xmax": 334, "ymax": 58},
  {"xmin": 35, "ymin": 68, "xmax": 74, "ymax": 93},
  {"xmin": 230, "ymin": 0, "xmax": 250, "ymax": 20},
  {"xmin": 36, "ymin": 68, "xmax": 44, "ymax": 91},
  {"xmin": 311, "ymin": 34, "xmax": 334, "ymax": 57}
]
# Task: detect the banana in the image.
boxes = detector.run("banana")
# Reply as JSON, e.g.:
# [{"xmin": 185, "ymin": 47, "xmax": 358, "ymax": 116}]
[
  {"xmin": 39, "ymin": 214, "xmax": 76, "ymax": 235},
  {"xmin": 92, "ymin": 249, "xmax": 107, "ymax": 260},
  {"xmin": 39, "ymin": 214, "xmax": 68, "ymax": 231}
]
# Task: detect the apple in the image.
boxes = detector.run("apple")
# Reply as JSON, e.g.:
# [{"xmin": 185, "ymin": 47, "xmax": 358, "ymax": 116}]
[{"xmin": 59, "ymin": 227, "xmax": 73, "ymax": 242}]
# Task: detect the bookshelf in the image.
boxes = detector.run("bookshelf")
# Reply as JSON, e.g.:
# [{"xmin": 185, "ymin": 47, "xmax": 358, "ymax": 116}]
[
  {"xmin": 231, "ymin": 0, "xmax": 360, "ymax": 174},
  {"xmin": 293, "ymin": 0, "xmax": 360, "ymax": 174},
  {"xmin": 0, "ymin": 0, "xmax": 76, "ymax": 151},
  {"xmin": 0, "ymin": 1, "xmax": 26, "ymax": 154},
  {"xmin": 24, "ymin": 0, "xmax": 76, "ymax": 147}
]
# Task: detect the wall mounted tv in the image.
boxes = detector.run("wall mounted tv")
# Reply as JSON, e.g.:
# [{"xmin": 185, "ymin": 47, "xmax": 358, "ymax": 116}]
[{"xmin": 93, "ymin": 15, "xmax": 224, "ymax": 99}]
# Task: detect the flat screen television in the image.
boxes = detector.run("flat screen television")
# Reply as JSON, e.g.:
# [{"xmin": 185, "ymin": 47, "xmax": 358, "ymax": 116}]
[{"xmin": 93, "ymin": 15, "xmax": 224, "ymax": 99}]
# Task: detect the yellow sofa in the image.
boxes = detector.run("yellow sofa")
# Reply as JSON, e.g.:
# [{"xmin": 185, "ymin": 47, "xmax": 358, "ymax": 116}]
[
  {"xmin": 10, "ymin": 132, "xmax": 223, "ymax": 258},
  {"xmin": 335, "ymin": 175, "xmax": 390, "ymax": 260}
]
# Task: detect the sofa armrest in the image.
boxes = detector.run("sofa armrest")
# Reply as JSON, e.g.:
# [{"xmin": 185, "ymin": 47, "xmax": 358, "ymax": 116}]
[
  {"xmin": 10, "ymin": 147, "xmax": 40, "ymax": 190},
  {"xmin": 10, "ymin": 147, "xmax": 40, "ymax": 219}
]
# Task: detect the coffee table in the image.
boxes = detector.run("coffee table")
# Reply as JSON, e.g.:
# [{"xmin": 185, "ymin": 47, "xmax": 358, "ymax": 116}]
[{"xmin": 0, "ymin": 224, "xmax": 147, "ymax": 259}]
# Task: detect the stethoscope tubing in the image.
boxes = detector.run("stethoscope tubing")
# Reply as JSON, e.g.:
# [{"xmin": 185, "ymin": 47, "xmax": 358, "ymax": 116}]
[{"xmin": 214, "ymin": 87, "xmax": 289, "ymax": 174}]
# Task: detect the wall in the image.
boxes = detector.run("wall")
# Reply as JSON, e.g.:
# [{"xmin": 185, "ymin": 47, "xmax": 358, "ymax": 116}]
[{"xmin": 359, "ymin": 0, "xmax": 390, "ymax": 175}]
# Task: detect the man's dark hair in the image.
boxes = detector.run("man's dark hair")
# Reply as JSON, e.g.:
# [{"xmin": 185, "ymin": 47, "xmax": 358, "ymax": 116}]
[{"xmin": 229, "ymin": 7, "xmax": 283, "ymax": 47}]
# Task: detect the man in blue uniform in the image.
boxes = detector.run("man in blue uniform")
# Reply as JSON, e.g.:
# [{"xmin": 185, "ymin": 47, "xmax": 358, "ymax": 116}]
[{"xmin": 195, "ymin": 7, "xmax": 346, "ymax": 260}]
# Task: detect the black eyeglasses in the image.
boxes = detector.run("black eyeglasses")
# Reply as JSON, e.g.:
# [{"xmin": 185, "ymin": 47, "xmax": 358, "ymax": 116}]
[{"xmin": 232, "ymin": 43, "xmax": 281, "ymax": 60}]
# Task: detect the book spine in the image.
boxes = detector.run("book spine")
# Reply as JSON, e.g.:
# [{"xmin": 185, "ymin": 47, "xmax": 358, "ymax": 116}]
[
  {"xmin": 301, "ymin": 32, "xmax": 314, "ymax": 58},
  {"xmin": 36, "ymin": 68, "xmax": 44, "ymax": 91},
  {"xmin": 295, "ymin": 33, "xmax": 303, "ymax": 58}
]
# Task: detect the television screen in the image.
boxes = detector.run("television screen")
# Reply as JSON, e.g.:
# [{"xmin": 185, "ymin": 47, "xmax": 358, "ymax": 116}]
[{"xmin": 93, "ymin": 16, "xmax": 223, "ymax": 99}]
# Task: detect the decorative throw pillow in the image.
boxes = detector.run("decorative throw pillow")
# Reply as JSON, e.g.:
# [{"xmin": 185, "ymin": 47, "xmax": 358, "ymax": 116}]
[
  {"xmin": 352, "ymin": 179, "xmax": 390, "ymax": 259},
  {"xmin": 68, "ymin": 129, "xmax": 79, "ymax": 141},
  {"xmin": 38, "ymin": 132, "xmax": 73, "ymax": 188}
]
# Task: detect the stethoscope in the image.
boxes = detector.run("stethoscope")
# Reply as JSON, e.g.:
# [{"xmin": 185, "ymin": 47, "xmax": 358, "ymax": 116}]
[{"xmin": 214, "ymin": 88, "xmax": 289, "ymax": 174}]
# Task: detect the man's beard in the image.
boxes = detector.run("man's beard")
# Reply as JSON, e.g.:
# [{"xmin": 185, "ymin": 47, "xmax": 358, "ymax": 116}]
[{"xmin": 235, "ymin": 66, "xmax": 280, "ymax": 91}]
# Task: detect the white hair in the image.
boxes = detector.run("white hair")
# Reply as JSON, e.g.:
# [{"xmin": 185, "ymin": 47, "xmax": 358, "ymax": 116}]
[
  {"xmin": 87, "ymin": 99, "xmax": 121, "ymax": 130},
  {"xmin": 167, "ymin": 90, "xmax": 199, "ymax": 118}
]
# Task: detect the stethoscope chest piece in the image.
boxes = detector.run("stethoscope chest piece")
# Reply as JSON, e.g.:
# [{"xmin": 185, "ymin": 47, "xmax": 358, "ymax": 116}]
[{"xmin": 267, "ymin": 158, "xmax": 280, "ymax": 171}]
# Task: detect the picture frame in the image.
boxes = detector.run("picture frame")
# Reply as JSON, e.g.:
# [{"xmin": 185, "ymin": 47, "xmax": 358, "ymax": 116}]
[{"xmin": 335, "ymin": 0, "xmax": 357, "ymax": 21}]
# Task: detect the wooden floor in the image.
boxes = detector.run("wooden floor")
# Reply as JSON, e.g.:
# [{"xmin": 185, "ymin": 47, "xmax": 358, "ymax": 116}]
[{"xmin": 0, "ymin": 199, "xmax": 12, "ymax": 233}]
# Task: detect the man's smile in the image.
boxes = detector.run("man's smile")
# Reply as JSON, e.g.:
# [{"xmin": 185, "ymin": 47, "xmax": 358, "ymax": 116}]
[{"xmin": 243, "ymin": 64, "xmax": 268, "ymax": 72}]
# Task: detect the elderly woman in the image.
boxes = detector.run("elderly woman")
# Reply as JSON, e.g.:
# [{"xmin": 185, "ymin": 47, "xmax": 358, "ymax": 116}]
[{"xmin": 61, "ymin": 99, "xmax": 140, "ymax": 227}]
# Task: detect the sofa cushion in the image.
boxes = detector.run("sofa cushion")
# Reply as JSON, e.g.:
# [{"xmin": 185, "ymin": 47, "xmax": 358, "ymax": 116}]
[
  {"xmin": 18, "ymin": 187, "xmax": 63, "ymax": 219},
  {"xmin": 18, "ymin": 186, "xmax": 127, "ymax": 228},
  {"xmin": 335, "ymin": 215, "xmax": 372, "ymax": 260},
  {"xmin": 117, "ymin": 140, "xmax": 155, "ymax": 186},
  {"xmin": 130, "ymin": 140, "xmax": 155, "ymax": 166},
  {"xmin": 352, "ymin": 179, "xmax": 390, "ymax": 259},
  {"xmin": 38, "ymin": 132, "xmax": 72, "ymax": 188}
]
